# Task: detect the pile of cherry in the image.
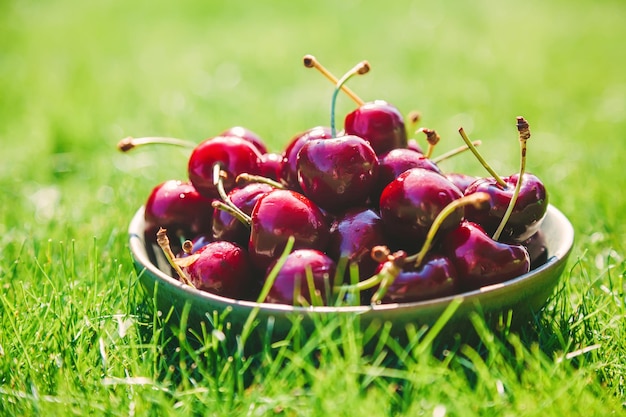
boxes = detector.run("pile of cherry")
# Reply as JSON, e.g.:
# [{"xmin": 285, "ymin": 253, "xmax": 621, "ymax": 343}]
[{"xmin": 119, "ymin": 55, "xmax": 549, "ymax": 307}]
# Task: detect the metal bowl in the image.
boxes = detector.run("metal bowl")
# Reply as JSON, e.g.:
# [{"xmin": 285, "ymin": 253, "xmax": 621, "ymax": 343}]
[{"xmin": 128, "ymin": 204, "xmax": 574, "ymax": 344}]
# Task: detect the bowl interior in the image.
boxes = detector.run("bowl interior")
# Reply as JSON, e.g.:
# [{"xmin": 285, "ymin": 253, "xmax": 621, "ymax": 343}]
[{"xmin": 129, "ymin": 204, "xmax": 574, "ymax": 342}]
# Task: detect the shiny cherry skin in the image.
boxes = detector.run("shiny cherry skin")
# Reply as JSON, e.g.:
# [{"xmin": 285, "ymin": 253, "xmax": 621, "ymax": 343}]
[
  {"xmin": 445, "ymin": 173, "xmax": 479, "ymax": 194},
  {"xmin": 280, "ymin": 126, "xmax": 333, "ymax": 191},
  {"xmin": 344, "ymin": 100, "xmax": 408, "ymax": 155},
  {"xmin": 258, "ymin": 152, "xmax": 284, "ymax": 182},
  {"xmin": 463, "ymin": 173, "xmax": 548, "ymax": 242},
  {"xmin": 144, "ymin": 180, "xmax": 214, "ymax": 244},
  {"xmin": 248, "ymin": 189, "xmax": 330, "ymax": 272},
  {"xmin": 297, "ymin": 135, "xmax": 378, "ymax": 213},
  {"xmin": 188, "ymin": 135, "xmax": 262, "ymax": 199},
  {"xmin": 518, "ymin": 229, "xmax": 548, "ymax": 270},
  {"xmin": 212, "ymin": 183, "xmax": 274, "ymax": 246},
  {"xmin": 442, "ymin": 220, "xmax": 530, "ymax": 291},
  {"xmin": 184, "ymin": 240, "xmax": 257, "ymax": 299},
  {"xmin": 264, "ymin": 249, "xmax": 336, "ymax": 306},
  {"xmin": 373, "ymin": 147, "xmax": 442, "ymax": 204},
  {"xmin": 379, "ymin": 168, "xmax": 464, "ymax": 250},
  {"xmin": 380, "ymin": 254, "xmax": 459, "ymax": 303},
  {"xmin": 220, "ymin": 126, "xmax": 268, "ymax": 154},
  {"xmin": 327, "ymin": 207, "xmax": 388, "ymax": 282}
]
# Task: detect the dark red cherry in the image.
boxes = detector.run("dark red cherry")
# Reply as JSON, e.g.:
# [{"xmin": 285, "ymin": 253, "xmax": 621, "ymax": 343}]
[
  {"xmin": 373, "ymin": 147, "xmax": 442, "ymax": 204},
  {"xmin": 327, "ymin": 207, "xmax": 388, "ymax": 282},
  {"xmin": 212, "ymin": 183, "xmax": 274, "ymax": 246},
  {"xmin": 379, "ymin": 168, "xmax": 463, "ymax": 249},
  {"xmin": 220, "ymin": 126, "xmax": 268, "ymax": 155},
  {"xmin": 188, "ymin": 135, "xmax": 262, "ymax": 199},
  {"xmin": 406, "ymin": 138, "xmax": 424, "ymax": 154},
  {"xmin": 297, "ymin": 135, "xmax": 378, "ymax": 213},
  {"xmin": 442, "ymin": 220, "xmax": 531, "ymax": 291},
  {"xmin": 183, "ymin": 240, "xmax": 256, "ymax": 299},
  {"xmin": 264, "ymin": 249, "xmax": 336, "ymax": 306},
  {"xmin": 445, "ymin": 173, "xmax": 479, "ymax": 194},
  {"xmin": 248, "ymin": 189, "xmax": 330, "ymax": 272},
  {"xmin": 144, "ymin": 180, "xmax": 214, "ymax": 244},
  {"xmin": 380, "ymin": 254, "xmax": 459, "ymax": 303},
  {"xmin": 344, "ymin": 100, "xmax": 407, "ymax": 155},
  {"xmin": 258, "ymin": 152, "xmax": 284, "ymax": 182},
  {"xmin": 463, "ymin": 173, "xmax": 548, "ymax": 242},
  {"xmin": 518, "ymin": 229, "xmax": 548, "ymax": 270},
  {"xmin": 281, "ymin": 126, "xmax": 333, "ymax": 191}
]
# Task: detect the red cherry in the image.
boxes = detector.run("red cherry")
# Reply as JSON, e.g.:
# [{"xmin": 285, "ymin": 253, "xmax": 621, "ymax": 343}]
[
  {"xmin": 327, "ymin": 207, "xmax": 388, "ymax": 282},
  {"xmin": 264, "ymin": 249, "xmax": 336, "ymax": 306},
  {"xmin": 280, "ymin": 126, "xmax": 333, "ymax": 191},
  {"xmin": 144, "ymin": 180, "xmax": 213, "ymax": 244},
  {"xmin": 248, "ymin": 189, "xmax": 330, "ymax": 272},
  {"xmin": 212, "ymin": 182, "xmax": 274, "ymax": 246},
  {"xmin": 296, "ymin": 135, "xmax": 379, "ymax": 213},
  {"xmin": 380, "ymin": 254, "xmax": 459, "ymax": 303},
  {"xmin": 183, "ymin": 240, "xmax": 257, "ymax": 299},
  {"xmin": 464, "ymin": 173, "xmax": 548, "ymax": 242},
  {"xmin": 188, "ymin": 135, "xmax": 262, "ymax": 199},
  {"xmin": 373, "ymin": 147, "xmax": 442, "ymax": 204},
  {"xmin": 258, "ymin": 152, "xmax": 284, "ymax": 182},
  {"xmin": 445, "ymin": 172, "xmax": 479, "ymax": 194},
  {"xmin": 379, "ymin": 168, "xmax": 463, "ymax": 249},
  {"xmin": 220, "ymin": 126, "xmax": 268, "ymax": 154},
  {"xmin": 344, "ymin": 100, "xmax": 408, "ymax": 155},
  {"xmin": 442, "ymin": 220, "xmax": 530, "ymax": 291}
]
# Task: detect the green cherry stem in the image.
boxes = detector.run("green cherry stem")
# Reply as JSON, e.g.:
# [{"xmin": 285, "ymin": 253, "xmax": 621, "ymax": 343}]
[
  {"xmin": 492, "ymin": 116, "xmax": 531, "ymax": 241},
  {"xmin": 303, "ymin": 55, "xmax": 365, "ymax": 106},
  {"xmin": 431, "ymin": 140, "xmax": 482, "ymax": 164},
  {"xmin": 458, "ymin": 127, "xmax": 508, "ymax": 188},
  {"xmin": 213, "ymin": 163, "xmax": 252, "ymax": 225},
  {"xmin": 405, "ymin": 192, "xmax": 491, "ymax": 268},
  {"xmin": 330, "ymin": 60, "xmax": 370, "ymax": 137},
  {"xmin": 117, "ymin": 136, "xmax": 196, "ymax": 152}
]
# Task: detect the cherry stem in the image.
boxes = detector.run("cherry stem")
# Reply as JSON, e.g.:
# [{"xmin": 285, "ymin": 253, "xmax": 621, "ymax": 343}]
[
  {"xmin": 117, "ymin": 136, "xmax": 196, "ymax": 152},
  {"xmin": 236, "ymin": 173, "xmax": 285, "ymax": 189},
  {"xmin": 458, "ymin": 127, "xmax": 508, "ymax": 188},
  {"xmin": 419, "ymin": 128, "xmax": 440, "ymax": 159},
  {"xmin": 330, "ymin": 61, "xmax": 370, "ymax": 137},
  {"xmin": 492, "ymin": 116, "xmax": 531, "ymax": 241},
  {"xmin": 213, "ymin": 163, "xmax": 252, "ymax": 225},
  {"xmin": 156, "ymin": 228, "xmax": 195, "ymax": 288},
  {"xmin": 405, "ymin": 192, "xmax": 491, "ymax": 268},
  {"xmin": 303, "ymin": 55, "xmax": 365, "ymax": 106},
  {"xmin": 334, "ymin": 250, "xmax": 407, "ymax": 304},
  {"xmin": 431, "ymin": 140, "xmax": 482, "ymax": 164}
]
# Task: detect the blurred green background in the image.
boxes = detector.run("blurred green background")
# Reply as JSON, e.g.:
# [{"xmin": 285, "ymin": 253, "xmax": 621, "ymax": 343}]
[
  {"xmin": 2, "ymin": 0, "xmax": 625, "ymax": 245},
  {"xmin": 1, "ymin": 0, "xmax": 626, "ymax": 411}
]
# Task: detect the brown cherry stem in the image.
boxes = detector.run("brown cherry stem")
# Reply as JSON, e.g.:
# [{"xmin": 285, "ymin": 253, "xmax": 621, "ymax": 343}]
[
  {"xmin": 117, "ymin": 136, "xmax": 196, "ymax": 152},
  {"xmin": 492, "ymin": 117, "xmax": 531, "ymax": 241},
  {"xmin": 303, "ymin": 54, "xmax": 365, "ymax": 106},
  {"xmin": 236, "ymin": 173, "xmax": 285, "ymax": 189},
  {"xmin": 405, "ymin": 192, "xmax": 491, "ymax": 268},
  {"xmin": 432, "ymin": 140, "xmax": 482, "ymax": 164},
  {"xmin": 419, "ymin": 128, "xmax": 441, "ymax": 159},
  {"xmin": 458, "ymin": 127, "xmax": 508, "ymax": 188},
  {"xmin": 156, "ymin": 228, "xmax": 195, "ymax": 287}
]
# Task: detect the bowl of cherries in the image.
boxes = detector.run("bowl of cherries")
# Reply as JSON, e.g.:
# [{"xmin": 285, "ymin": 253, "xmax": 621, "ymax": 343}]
[{"xmin": 122, "ymin": 55, "xmax": 574, "ymax": 343}]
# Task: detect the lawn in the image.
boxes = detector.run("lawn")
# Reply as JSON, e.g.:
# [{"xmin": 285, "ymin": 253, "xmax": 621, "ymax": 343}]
[{"xmin": 1, "ymin": 0, "xmax": 625, "ymax": 415}]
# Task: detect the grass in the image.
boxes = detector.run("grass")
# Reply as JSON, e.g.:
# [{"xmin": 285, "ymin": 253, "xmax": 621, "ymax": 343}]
[{"xmin": 1, "ymin": 0, "xmax": 625, "ymax": 415}]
